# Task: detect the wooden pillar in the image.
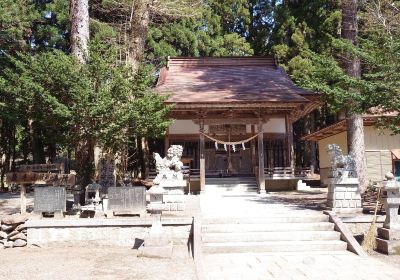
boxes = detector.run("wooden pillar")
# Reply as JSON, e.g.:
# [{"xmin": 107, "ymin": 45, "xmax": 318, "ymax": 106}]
[
  {"xmin": 258, "ymin": 120, "xmax": 266, "ymax": 194},
  {"xmin": 199, "ymin": 120, "xmax": 205, "ymax": 193},
  {"xmin": 20, "ymin": 185, "xmax": 26, "ymax": 214},
  {"xmin": 250, "ymin": 124, "xmax": 256, "ymax": 174},
  {"xmin": 285, "ymin": 115, "xmax": 295, "ymax": 171}
]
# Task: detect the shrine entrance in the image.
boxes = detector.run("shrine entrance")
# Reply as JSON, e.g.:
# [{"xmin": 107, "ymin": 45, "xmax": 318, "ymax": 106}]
[{"xmin": 204, "ymin": 124, "xmax": 254, "ymax": 177}]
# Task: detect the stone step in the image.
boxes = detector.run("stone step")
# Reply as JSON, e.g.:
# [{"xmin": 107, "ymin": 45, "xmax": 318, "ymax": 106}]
[
  {"xmin": 202, "ymin": 240, "xmax": 348, "ymax": 254},
  {"xmin": 203, "ymin": 215, "xmax": 329, "ymax": 225},
  {"xmin": 202, "ymin": 222, "xmax": 335, "ymax": 233},
  {"xmin": 202, "ymin": 231, "xmax": 341, "ymax": 243},
  {"xmin": 205, "ymin": 183, "xmax": 257, "ymax": 187},
  {"xmin": 206, "ymin": 177, "xmax": 256, "ymax": 181},
  {"xmin": 204, "ymin": 187, "xmax": 258, "ymax": 193},
  {"xmin": 206, "ymin": 181, "xmax": 257, "ymax": 186}
]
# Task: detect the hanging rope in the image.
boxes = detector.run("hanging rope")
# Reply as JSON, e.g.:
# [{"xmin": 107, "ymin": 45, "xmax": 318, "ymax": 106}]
[{"xmin": 200, "ymin": 132, "xmax": 259, "ymax": 145}]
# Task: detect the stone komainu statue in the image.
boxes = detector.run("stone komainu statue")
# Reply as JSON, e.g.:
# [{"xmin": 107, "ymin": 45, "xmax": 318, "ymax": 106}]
[
  {"xmin": 153, "ymin": 145, "xmax": 184, "ymax": 185},
  {"xmin": 326, "ymin": 144, "xmax": 357, "ymax": 179}
]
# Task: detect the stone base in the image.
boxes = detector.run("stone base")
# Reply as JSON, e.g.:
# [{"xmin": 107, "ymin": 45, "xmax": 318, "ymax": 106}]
[
  {"xmin": 164, "ymin": 202, "xmax": 185, "ymax": 211},
  {"xmin": 163, "ymin": 194, "xmax": 185, "ymax": 203},
  {"xmin": 327, "ymin": 180, "xmax": 362, "ymax": 213},
  {"xmin": 376, "ymin": 227, "xmax": 400, "ymax": 255},
  {"xmin": 162, "ymin": 187, "xmax": 186, "ymax": 211},
  {"xmin": 377, "ymin": 227, "xmax": 400, "ymax": 240},
  {"xmin": 137, "ymin": 241, "xmax": 173, "ymax": 259},
  {"xmin": 376, "ymin": 238, "xmax": 400, "ymax": 255}
]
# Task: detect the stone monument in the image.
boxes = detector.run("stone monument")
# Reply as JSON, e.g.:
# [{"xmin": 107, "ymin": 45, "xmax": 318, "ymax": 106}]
[
  {"xmin": 376, "ymin": 172, "xmax": 400, "ymax": 254},
  {"xmin": 326, "ymin": 144, "xmax": 362, "ymax": 213}
]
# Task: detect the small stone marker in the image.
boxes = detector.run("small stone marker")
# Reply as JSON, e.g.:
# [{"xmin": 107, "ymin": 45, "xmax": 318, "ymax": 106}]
[
  {"xmin": 34, "ymin": 187, "xmax": 66, "ymax": 215},
  {"xmin": 107, "ymin": 187, "xmax": 146, "ymax": 217}
]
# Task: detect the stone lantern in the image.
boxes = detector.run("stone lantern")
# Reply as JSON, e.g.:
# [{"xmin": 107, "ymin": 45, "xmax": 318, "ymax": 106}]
[
  {"xmin": 382, "ymin": 172, "xmax": 400, "ymax": 230},
  {"xmin": 376, "ymin": 172, "xmax": 400, "ymax": 254}
]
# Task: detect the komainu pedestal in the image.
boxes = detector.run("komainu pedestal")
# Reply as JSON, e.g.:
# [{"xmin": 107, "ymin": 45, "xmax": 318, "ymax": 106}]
[
  {"xmin": 326, "ymin": 144, "xmax": 362, "ymax": 214},
  {"xmin": 327, "ymin": 178, "xmax": 363, "ymax": 213}
]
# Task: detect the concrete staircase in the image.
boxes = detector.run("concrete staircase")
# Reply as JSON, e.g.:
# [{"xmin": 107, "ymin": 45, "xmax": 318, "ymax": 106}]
[
  {"xmin": 205, "ymin": 177, "xmax": 258, "ymax": 193},
  {"xmin": 201, "ymin": 214, "xmax": 348, "ymax": 254}
]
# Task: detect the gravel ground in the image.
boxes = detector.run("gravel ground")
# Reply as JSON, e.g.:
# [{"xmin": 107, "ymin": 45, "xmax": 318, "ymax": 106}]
[
  {"xmin": 0, "ymin": 192, "xmax": 34, "ymax": 217},
  {"xmin": 0, "ymin": 247, "xmax": 196, "ymax": 280}
]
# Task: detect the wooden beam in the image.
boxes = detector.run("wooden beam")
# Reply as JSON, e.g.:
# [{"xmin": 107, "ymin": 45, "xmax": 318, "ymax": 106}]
[
  {"xmin": 258, "ymin": 120, "xmax": 266, "ymax": 194},
  {"xmin": 199, "ymin": 120, "xmax": 205, "ymax": 193}
]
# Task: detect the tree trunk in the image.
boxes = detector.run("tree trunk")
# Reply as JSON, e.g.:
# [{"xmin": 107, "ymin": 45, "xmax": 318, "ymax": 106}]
[
  {"xmin": 31, "ymin": 122, "xmax": 45, "ymax": 164},
  {"xmin": 70, "ymin": 0, "xmax": 89, "ymax": 63},
  {"xmin": 127, "ymin": 0, "xmax": 150, "ymax": 71},
  {"xmin": 341, "ymin": 0, "xmax": 368, "ymax": 191},
  {"xmin": 70, "ymin": 0, "xmax": 94, "ymax": 186}
]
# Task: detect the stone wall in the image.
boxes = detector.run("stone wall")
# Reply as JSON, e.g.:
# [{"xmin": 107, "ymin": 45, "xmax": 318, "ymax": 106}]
[{"xmin": 26, "ymin": 218, "xmax": 192, "ymax": 250}]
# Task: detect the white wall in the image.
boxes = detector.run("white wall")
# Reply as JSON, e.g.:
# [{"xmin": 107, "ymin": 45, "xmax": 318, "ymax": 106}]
[
  {"xmin": 261, "ymin": 118, "xmax": 286, "ymax": 133},
  {"xmin": 318, "ymin": 132, "xmax": 348, "ymax": 169},
  {"xmin": 168, "ymin": 120, "xmax": 200, "ymax": 134},
  {"xmin": 364, "ymin": 126, "xmax": 400, "ymax": 150}
]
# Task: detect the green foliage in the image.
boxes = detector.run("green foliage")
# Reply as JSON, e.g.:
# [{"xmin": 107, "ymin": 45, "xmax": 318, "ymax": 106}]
[
  {"xmin": 0, "ymin": 0, "xmax": 38, "ymax": 52},
  {"xmin": 146, "ymin": 2, "xmax": 254, "ymax": 66},
  {"xmin": 0, "ymin": 0, "xmax": 171, "ymax": 175}
]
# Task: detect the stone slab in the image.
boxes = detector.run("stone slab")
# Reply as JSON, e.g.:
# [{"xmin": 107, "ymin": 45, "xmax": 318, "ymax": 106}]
[
  {"xmin": 34, "ymin": 187, "xmax": 66, "ymax": 213},
  {"xmin": 108, "ymin": 187, "xmax": 146, "ymax": 213}
]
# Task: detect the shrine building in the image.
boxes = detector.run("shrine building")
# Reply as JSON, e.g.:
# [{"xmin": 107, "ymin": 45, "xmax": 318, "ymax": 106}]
[{"xmin": 154, "ymin": 56, "xmax": 320, "ymax": 193}]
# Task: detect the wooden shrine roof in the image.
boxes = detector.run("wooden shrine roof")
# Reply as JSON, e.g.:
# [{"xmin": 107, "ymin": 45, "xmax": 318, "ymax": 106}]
[
  {"xmin": 301, "ymin": 117, "xmax": 377, "ymax": 141},
  {"xmin": 155, "ymin": 57, "xmax": 318, "ymax": 107}
]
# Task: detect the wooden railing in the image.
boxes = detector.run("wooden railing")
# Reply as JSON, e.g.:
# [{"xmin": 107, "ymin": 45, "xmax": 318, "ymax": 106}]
[{"xmin": 264, "ymin": 167, "xmax": 312, "ymax": 179}]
